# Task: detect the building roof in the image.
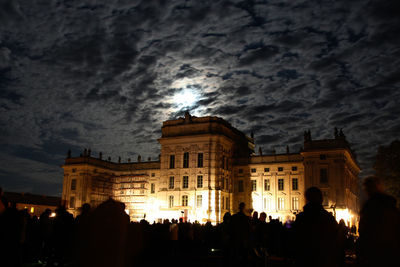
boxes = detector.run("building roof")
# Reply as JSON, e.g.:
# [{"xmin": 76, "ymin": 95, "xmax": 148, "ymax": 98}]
[{"xmin": 4, "ymin": 192, "xmax": 61, "ymax": 207}]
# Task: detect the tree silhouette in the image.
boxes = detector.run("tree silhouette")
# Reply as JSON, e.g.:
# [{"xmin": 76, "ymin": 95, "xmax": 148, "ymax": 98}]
[{"xmin": 374, "ymin": 140, "xmax": 400, "ymax": 208}]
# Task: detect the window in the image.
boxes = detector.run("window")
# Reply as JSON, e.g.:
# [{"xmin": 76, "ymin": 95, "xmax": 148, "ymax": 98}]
[
  {"xmin": 323, "ymin": 191, "xmax": 329, "ymax": 206},
  {"xmin": 292, "ymin": 166, "xmax": 297, "ymax": 171},
  {"xmin": 292, "ymin": 178, "xmax": 298, "ymax": 190},
  {"xmin": 292, "ymin": 197, "xmax": 299, "ymax": 210},
  {"xmin": 278, "ymin": 167, "xmax": 283, "ymax": 172},
  {"xmin": 169, "ymin": 176, "xmax": 174, "ymax": 189},
  {"xmin": 182, "ymin": 176, "xmax": 189, "ymax": 189},
  {"xmin": 169, "ymin": 155, "xmax": 175, "ymax": 169},
  {"xmin": 30, "ymin": 207, "xmax": 35, "ymax": 213},
  {"xmin": 226, "ymin": 197, "xmax": 230, "ymax": 210},
  {"xmin": 320, "ymin": 154, "xmax": 327, "ymax": 160},
  {"xmin": 264, "ymin": 179, "xmax": 270, "ymax": 191},
  {"xmin": 251, "ymin": 168, "xmax": 256, "ymax": 173},
  {"xmin": 238, "ymin": 180, "xmax": 244, "ymax": 192},
  {"xmin": 71, "ymin": 179, "xmax": 77, "ymax": 190},
  {"xmin": 221, "ymin": 178, "xmax": 225, "ymax": 189},
  {"xmin": 70, "ymin": 196, "xmax": 75, "ymax": 209},
  {"xmin": 320, "ymin": 168, "xmax": 328, "ymax": 183},
  {"xmin": 183, "ymin": 152, "xmax": 189, "ymax": 168},
  {"xmin": 238, "ymin": 168, "xmax": 243, "ymax": 174},
  {"xmin": 182, "ymin": 195, "xmax": 188, "ymax": 206},
  {"xmin": 278, "ymin": 179, "xmax": 284, "ymax": 191},
  {"xmin": 264, "ymin": 198, "xmax": 271, "ymax": 210},
  {"xmin": 222, "ymin": 197, "xmax": 224, "ymax": 209},
  {"xmin": 169, "ymin": 196, "xmax": 174, "ymax": 208},
  {"xmin": 251, "ymin": 180, "xmax": 257, "ymax": 191},
  {"xmin": 221, "ymin": 156, "xmax": 225, "ymax": 169},
  {"xmin": 151, "ymin": 183, "xmax": 155, "ymax": 194},
  {"xmin": 264, "ymin": 168, "xmax": 270, "ymax": 172},
  {"xmin": 225, "ymin": 179, "xmax": 229, "ymax": 190},
  {"xmin": 197, "ymin": 195, "xmax": 202, "ymax": 208},
  {"xmin": 198, "ymin": 153, "xmax": 203, "ymax": 167},
  {"xmin": 197, "ymin": 175, "xmax": 203, "ymax": 188},
  {"xmin": 278, "ymin": 197, "xmax": 284, "ymax": 210},
  {"xmin": 151, "ymin": 173, "xmax": 155, "ymax": 177},
  {"xmin": 140, "ymin": 183, "xmax": 145, "ymax": 189}
]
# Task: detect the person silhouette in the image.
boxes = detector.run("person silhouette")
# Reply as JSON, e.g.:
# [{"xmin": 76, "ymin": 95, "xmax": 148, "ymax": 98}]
[
  {"xmin": 231, "ymin": 202, "xmax": 250, "ymax": 267},
  {"xmin": 357, "ymin": 177, "xmax": 400, "ymax": 267},
  {"xmin": 292, "ymin": 187, "xmax": 339, "ymax": 267}
]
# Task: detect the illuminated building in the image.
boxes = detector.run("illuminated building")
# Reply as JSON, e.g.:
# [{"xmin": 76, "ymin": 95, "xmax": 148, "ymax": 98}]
[
  {"xmin": 62, "ymin": 113, "xmax": 360, "ymax": 226},
  {"xmin": 4, "ymin": 191, "xmax": 60, "ymax": 217}
]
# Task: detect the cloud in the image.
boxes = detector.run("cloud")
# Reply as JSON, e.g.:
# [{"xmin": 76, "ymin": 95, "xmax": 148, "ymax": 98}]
[{"xmin": 0, "ymin": 0, "xmax": 400, "ymax": 194}]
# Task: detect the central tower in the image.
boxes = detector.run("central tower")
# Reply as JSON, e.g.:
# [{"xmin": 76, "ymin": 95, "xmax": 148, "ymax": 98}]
[{"xmin": 157, "ymin": 112, "xmax": 254, "ymax": 223}]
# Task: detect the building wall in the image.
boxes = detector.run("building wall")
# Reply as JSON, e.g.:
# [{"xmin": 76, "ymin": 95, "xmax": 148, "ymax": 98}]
[{"xmin": 61, "ymin": 115, "xmax": 360, "ymax": 225}]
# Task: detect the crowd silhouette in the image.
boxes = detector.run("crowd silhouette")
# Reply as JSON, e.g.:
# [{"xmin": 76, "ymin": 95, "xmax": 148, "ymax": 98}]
[{"xmin": 1, "ymin": 180, "xmax": 399, "ymax": 267}]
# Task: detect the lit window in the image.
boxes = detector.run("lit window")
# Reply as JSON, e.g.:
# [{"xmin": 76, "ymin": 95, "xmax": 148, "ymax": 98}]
[
  {"xmin": 151, "ymin": 183, "xmax": 155, "ymax": 194},
  {"xmin": 292, "ymin": 166, "xmax": 297, "ymax": 171},
  {"xmin": 251, "ymin": 168, "xmax": 256, "ymax": 173},
  {"xmin": 278, "ymin": 167, "xmax": 283, "ymax": 172},
  {"xmin": 30, "ymin": 207, "xmax": 35, "ymax": 213},
  {"xmin": 251, "ymin": 180, "xmax": 257, "ymax": 191},
  {"xmin": 292, "ymin": 197, "xmax": 299, "ymax": 210},
  {"xmin": 182, "ymin": 195, "xmax": 188, "ymax": 206},
  {"xmin": 292, "ymin": 178, "xmax": 298, "ymax": 190},
  {"xmin": 169, "ymin": 176, "xmax": 174, "ymax": 189},
  {"xmin": 182, "ymin": 176, "xmax": 189, "ymax": 189},
  {"xmin": 278, "ymin": 179, "xmax": 284, "ymax": 191},
  {"xmin": 238, "ymin": 180, "xmax": 244, "ymax": 192},
  {"xmin": 264, "ymin": 198, "xmax": 271, "ymax": 210},
  {"xmin": 323, "ymin": 191, "xmax": 329, "ymax": 206},
  {"xmin": 197, "ymin": 175, "xmax": 203, "ymax": 188},
  {"xmin": 183, "ymin": 152, "xmax": 189, "ymax": 168},
  {"xmin": 197, "ymin": 195, "xmax": 202, "ymax": 208},
  {"xmin": 169, "ymin": 155, "xmax": 175, "ymax": 169},
  {"xmin": 264, "ymin": 168, "xmax": 270, "ymax": 172},
  {"xmin": 169, "ymin": 196, "xmax": 174, "ymax": 208},
  {"xmin": 70, "ymin": 196, "xmax": 75, "ymax": 209},
  {"xmin": 71, "ymin": 179, "xmax": 77, "ymax": 190},
  {"xmin": 264, "ymin": 179, "xmax": 270, "ymax": 191},
  {"xmin": 278, "ymin": 197, "xmax": 284, "ymax": 210},
  {"xmin": 198, "ymin": 153, "xmax": 203, "ymax": 167},
  {"xmin": 320, "ymin": 169, "xmax": 328, "ymax": 183}
]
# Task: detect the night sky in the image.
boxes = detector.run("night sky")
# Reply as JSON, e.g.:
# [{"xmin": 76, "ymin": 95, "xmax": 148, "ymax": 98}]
[{"xmin": 1, "ymin": 0, "xmax": 399, "ymax": 196}]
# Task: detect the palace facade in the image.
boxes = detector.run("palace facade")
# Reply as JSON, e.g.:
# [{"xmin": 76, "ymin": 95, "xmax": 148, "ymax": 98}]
[{"xmin": 61, "ymin": 112, "xmax": 360, "ymax": 226}]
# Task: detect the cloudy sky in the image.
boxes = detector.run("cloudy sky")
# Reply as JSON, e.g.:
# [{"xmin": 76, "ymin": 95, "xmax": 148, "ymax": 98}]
[{"xmin": 1, "ymin": 0, "xmax": 399, "ymax": 196}]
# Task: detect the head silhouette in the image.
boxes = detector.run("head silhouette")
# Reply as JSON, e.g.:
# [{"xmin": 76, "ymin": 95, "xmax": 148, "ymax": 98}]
[
  {"xmin": 305, "ymin": 187, "xmax": 323, "ymax": 205},
  {"xmin": 239, "ymin": 202, "xmax": 246, "ymax": 212},
  {"xmin": 363, "ymin": 176, "xmax": 384, "ymax": 197}
]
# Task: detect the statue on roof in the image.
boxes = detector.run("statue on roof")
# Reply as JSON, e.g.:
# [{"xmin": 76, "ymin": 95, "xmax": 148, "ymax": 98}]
[
  {"xmin": 184, "ymin": 111, "xmax": 192, "ymax": 123},
  {"xmin": 334, "ymin": 127, "xmax": 339, "ymax": 139},
  {"xmin": 67, "ymin": 149, "xmax": 71, "ymax": 158},
  {"xmin": 304, "ymin": 130, "xmax": 312, "ymax": 142},
  {"xmin": 258, "ymin": 147, "xmax": 262, "ymax": 156},
  {"xmin": 286, "ymin": 145, "xmax": 290, "ymax": 154}
]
